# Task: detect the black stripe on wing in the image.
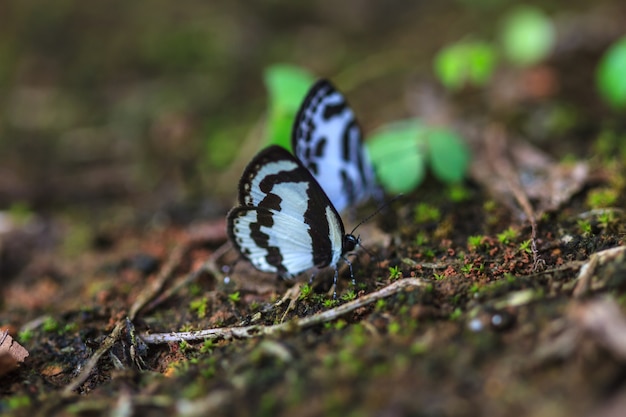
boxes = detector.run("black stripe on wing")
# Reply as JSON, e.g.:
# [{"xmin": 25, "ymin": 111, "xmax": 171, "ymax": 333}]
[
  {"xmin": 228, "ymin": 145, "xmax": 345, "ymax": 276},
  {"xmin": 292, "ymin": 79, "xmax": 378, "ymax": 212},
  {"xmin": 227, "ymin": 206, "xmax": 287, "ymax": 276}
]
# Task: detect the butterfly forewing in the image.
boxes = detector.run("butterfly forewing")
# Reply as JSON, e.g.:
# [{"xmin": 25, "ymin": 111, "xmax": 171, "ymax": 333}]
[
  {"xmin": 292, "ymin": 79, "xmax": 379, "ymax": 213},
  {"xmin": 227, "ymin": 145, "xmax": 345, "ymax": 278}
]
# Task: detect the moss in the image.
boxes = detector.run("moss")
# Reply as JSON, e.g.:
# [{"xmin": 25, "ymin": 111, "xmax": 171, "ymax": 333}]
[
  {"xmin": 414, "ymin": 203, "xmax": 441, "ymax": 224},
  {"xmin": 189, "ymin": 297, "xmax": 208, "ymax": 319}
]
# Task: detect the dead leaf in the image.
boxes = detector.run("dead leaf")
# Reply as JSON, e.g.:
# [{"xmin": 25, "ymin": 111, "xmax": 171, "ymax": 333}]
[
  {"xmin": 0, "ymin": 330, "xmax": 29, "ymax": 376},
  {"xmin": 470, "ymin": 126, "xmax": 589, "ymax": 220}
]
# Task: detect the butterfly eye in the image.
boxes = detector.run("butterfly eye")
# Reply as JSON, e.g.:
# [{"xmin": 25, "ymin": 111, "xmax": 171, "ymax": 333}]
[{"xmin": 343, "ymin": 234, "xmax": 359, "ymax": 252}]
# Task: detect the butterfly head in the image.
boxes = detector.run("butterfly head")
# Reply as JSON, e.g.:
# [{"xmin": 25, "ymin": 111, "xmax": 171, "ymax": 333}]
[{"xmin": 343, "ymin": 233, "xmax": 360, "ymax": 254}]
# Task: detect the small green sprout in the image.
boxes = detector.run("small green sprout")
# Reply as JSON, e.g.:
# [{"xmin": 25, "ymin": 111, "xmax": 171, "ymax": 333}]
[
  {"xmin": 504, "ymin": 273, "xmax": 517, "ymax": 283},
  {"xmin": 410, "ymin": 340, "xmax": 428, "ymax": 355},
  {"xmin": 415, "ymin": 231, "xmax": 428, "ymax": 246},
  {"xmin": 312, "ymin": 293, "xmax": 326, "ymax": 304},
  {"xmin": 188, "ymin": 283, "xmax": 202, "ymax": 297},
  {"xmin": 200, "ymin": 339, "xmax": 215, "ymax": 354},
  {"xmin": 375, "ymin": 299, "xmax": 387, "ymax": 311},
  {"xmin": 42, "ymin": 317, "xmax": 59, "ymax": 333},
  {"xmin": 189, "ymin": 298, "xmax": 208, "ymax": 319},
  {"xmin": 467, "ymin": 235, "xmax": 484, "ymax": 250},
  {"xmin": 577, "ymin": 219, "xmax": 592, "ymax": 235},
  {"xmin": 586, "ymin": 188, "xmax": 618, "ymax": 209},
  {"xmin": 323, "ymin": 298, "xmax": 339, "ymax": 308},
  {"xmin": 18, "ymin": 329, "xmax": 33, "ymax": 343},
  {"xmin": 449, "ymin": 308, "xmax": 463, "ymax": 320},
  {"xmin": 228, "ymin": 291, "xmax": 241, "ymax": 303},
  {"xmin": 389, "ymin": 266, "xmax": 402, "ymax": 280},
  {"xmin": 461, "ymin": 264, "xmax": 473, "ymax": 275},
  {"xmin": 519, "ymin": 239, "xmax": 532, "ymax": 254},
  {"xmin": 447, "ymin": 184, "xmax": 471, "ymax": 202},
  {"xmin": 334, "ymin": 320, "xmax": 347, "ymax": 330},
  {"xmin": 414, "ymin": 203, "xmax": 441, "ymax": 224},
  {"xmin": 179, "ymin": 323, "xmax": 194, "ymax": 332},
  {"xmin": 598, "ymin": 210, "xmax": 616, "ymax": 229},
  {"xmin": 497, "ymin": 227, "xmax": 518, "ymax": 244},
  {"xmin": 388, "ymin": 321, "xmax": 401, "ymax": 335},
  {"xmin": 341, "ymin": 290, "xmax": 357, "ymax": 301},
  {"xmin": 299, "ymin": 283, "xmax": 313, "ymax": 300},
  {"xmin": 483, "ymin": 200, "xmax": 497, "ymax": 212},
  {"xmin": 433, "ymin": 273, "xmax": 445, "ymax": 281},
  {"xmin": 179, "ymin": 340, "xmax": 191, "ymax": 352},
  {"xmin": 62, "ymin": 323, "xmax": 78, "ymax": 334}
]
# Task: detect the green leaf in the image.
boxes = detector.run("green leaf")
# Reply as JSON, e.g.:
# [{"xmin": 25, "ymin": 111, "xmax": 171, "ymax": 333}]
[
  {"xmin": 597, "ymin": 35, "xmax": 626, "ymax": 109},
  {"xmin": 467, "ymin": 42, "xmax": 497, "ymax": 86},
  {"xmin": 366, "ymin": 119, "xmax": 427, "ymax": 193},
  {"xmin": 500, "ymin": 6, "xmax": 555, "ymax": 67},
  {"xmin": 263, "ymin": 64, "xmax": 315, "ymax": 149},
  {"xmin": 434, "ymin": 40, "xmax": 497, "ymax": 91},
  {"xmin": 434, "ymin": 43, "xmax": 467, "ymax": 91},
  {"xmin": 426, "ymin": 128, "xmax": 470, "ymax": 183}
]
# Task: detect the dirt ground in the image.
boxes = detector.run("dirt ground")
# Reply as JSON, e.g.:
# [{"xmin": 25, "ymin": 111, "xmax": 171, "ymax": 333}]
[{"xmin": 2, "ymin": 1, "xmax": 626, "ymax": 416}]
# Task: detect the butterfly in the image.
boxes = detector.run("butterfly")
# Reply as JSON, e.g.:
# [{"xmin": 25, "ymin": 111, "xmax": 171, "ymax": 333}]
[
  {"xmin": 226, "ymin": 145, "xmax": 358, "ymax": 290},
  {"xmin": 292, "ymin": 79, "xmax": 380, "ymax": 214}
]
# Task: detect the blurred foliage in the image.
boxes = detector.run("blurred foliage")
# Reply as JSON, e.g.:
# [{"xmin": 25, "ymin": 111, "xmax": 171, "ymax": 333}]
[
  {"xmin": 0, "ymin": 0, "xmax": 624, "ymax": 213},
  {"xmin": 596, "ymin": 35, "xmax": 626, "ymax": 109},
  {"xmin": 434, "ymin": 5, "xmax": 555, "ymax": 91},
  {"xmin": 263, "ymin": 65, "xmax": 315, "ymax": 150},
  {"xmin": 499, "ymin": 6, "xmax": 555, "ymax": 66},
  {"xmin": 367, "ymin": 119, "xmax": 470, "ymax": 193},
  {"xmin": 367, "ymin": 120, "xmax": 427, "ymax": 194},
  {"xmin": 434, "ymin": 40, "xmax": 497, "ymax": 90},
  {"xmin": 426, "ymin": 128, "xmax": 470, "ymax": 183}
]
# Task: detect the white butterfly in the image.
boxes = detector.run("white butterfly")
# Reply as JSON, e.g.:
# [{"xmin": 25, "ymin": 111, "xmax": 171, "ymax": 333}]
[
  {"xmin": 292, "ymin": 79, "xmax": 380, "ymax": 213},
  {"xmin": 227, "ymin": 145, "xmax": 358, "ymax": 287}
]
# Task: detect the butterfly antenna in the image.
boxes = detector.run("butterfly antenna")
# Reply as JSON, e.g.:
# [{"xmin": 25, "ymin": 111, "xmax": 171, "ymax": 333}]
[
  {"xmin": 357, "ymin": 242, "xmax": 376, "ymax": 260},
  {"xmin": 349, "ymin": 194, "xmax": 403, "ymax": 235}
]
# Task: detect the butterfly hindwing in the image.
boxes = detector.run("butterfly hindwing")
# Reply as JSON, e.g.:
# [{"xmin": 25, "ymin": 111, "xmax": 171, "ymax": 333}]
[
  {"xmin": 227, "ymin": 145, "xmax": 345, "ymax": 278},
  {"xmin": 292, "ymin": 79, "xmax": 379, "ymax": 213}
]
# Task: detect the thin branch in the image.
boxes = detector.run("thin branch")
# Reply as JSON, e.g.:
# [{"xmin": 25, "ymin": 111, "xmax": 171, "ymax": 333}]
[
  {"xmin": 62, "ymin": 320, "xmax": 126, "ymax": 396},
  {"xmin": 63, "ymin": 238, "xmax": 226, "ymax": 394},
  {"xmin": 141, "ymin": 278, "xmax": 427, "ymax": 344},
  {"xmin": 128, "ymin": 239, "xmax": 191, "ymax": 319}
]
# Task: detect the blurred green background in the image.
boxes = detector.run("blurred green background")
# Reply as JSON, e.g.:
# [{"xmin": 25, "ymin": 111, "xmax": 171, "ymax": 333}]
[{"xmin": 0, "ymin": 0, "xmax": 622, "ymax": 219}]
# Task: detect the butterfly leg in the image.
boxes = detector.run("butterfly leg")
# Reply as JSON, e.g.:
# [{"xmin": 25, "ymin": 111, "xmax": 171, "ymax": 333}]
[
  {"xmin": 332, "ymin": 267, "xmax": 338, "ymax": 299},
  {"xmin": 342, "ymin": 256, "xmax": 355, "ymax": 287}
]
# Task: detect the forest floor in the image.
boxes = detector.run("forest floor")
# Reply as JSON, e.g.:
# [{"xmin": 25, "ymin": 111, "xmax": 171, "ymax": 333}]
[{"xmin": 2, "ymin": 2, "xmax": 626, "ymax": 417}]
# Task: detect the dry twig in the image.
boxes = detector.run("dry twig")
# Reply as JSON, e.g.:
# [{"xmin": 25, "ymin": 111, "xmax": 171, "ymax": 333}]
[{"xmin": 141, "ymin": 278, "xmax": 426, "ymax": 344}]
